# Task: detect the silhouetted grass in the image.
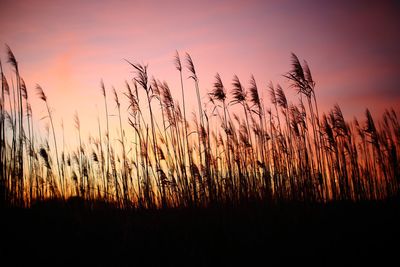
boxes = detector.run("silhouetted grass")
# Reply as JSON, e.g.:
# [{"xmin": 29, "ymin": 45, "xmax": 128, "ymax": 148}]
[
  {"xmin": 0, "ymin": 46, "xmax": 399, "ymax": 266},
  {"xmin": 0, "ymin": 46, "xmax": 399, "ymax": 209}
]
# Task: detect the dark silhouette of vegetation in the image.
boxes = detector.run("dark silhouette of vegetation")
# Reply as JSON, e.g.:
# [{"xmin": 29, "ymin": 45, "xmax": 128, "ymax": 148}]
[
  {"xmin": 0, "ymin": 46, "xmax": 399, "ymax": 209},
  {"xmin": 1, "ymin": 45, "xmax": 399, "ymax": 266}
]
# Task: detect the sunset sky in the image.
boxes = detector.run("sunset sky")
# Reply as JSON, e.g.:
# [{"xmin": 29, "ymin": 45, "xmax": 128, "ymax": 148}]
[{"xmin": 1, "ymin": 0, "xmax": 399, "ymax": 142}]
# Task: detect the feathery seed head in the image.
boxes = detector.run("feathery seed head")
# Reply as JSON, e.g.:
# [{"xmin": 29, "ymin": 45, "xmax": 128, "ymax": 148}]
[
  {"xmin": 5, "ymin": 44, "xmax": 18, "ymax": 71},
  {"xmin": 174, "ymin": 50, "xmax": 182, "ymax": 72},
  {"xmin": 35, "ymin": 84, "xmax": 47, "ymax": 102},
  {"xmin": 211, "ymin": 73, "xmax": 226, "ymax": 102},
  {"xmin": 231, "ymin": 75, "xmax": 246, "ymax": 104}
]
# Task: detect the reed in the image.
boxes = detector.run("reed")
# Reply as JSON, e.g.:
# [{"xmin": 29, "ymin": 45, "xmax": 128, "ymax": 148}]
[{"xmin": 1, "ymin": 46, "xmax": 398, "ymax": 209}]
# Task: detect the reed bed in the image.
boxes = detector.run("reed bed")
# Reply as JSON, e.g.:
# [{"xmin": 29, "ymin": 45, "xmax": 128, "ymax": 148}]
[{"xmin": 1, "ymin": 47, "xmax": 399, "ymax": 209}]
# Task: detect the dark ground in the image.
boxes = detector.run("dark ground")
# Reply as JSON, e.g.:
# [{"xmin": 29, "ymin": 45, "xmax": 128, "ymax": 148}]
[{"xmin": 0, "ymin": 199, "xmax": 399, "ymax": 266}]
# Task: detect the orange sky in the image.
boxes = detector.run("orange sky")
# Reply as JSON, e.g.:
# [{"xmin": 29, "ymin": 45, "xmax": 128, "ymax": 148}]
[{"xmin": 1, "ymin": 0, "xmax": 399, "ymax": 145}]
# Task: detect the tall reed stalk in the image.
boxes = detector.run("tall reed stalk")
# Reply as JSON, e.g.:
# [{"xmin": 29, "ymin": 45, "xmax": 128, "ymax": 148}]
[{"xmin": 1, "ymin": 46, "xmax": 398, "ymax": 208}]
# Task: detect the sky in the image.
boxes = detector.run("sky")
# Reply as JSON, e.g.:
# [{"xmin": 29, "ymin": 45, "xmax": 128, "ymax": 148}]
[{"xmin": 1, "ymin": 0, "xmax": 399, "ymax": 143}]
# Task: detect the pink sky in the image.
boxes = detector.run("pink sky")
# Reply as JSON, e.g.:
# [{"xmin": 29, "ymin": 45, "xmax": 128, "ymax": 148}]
[{"xmin": 1, "ymin": 0, "xmax": 399, "ymax": 143}]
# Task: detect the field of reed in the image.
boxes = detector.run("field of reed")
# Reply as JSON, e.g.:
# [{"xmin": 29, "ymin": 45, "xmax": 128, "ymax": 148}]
[{"xmin": 1, "ymin": 46, "xmax": 399, "ymax": 209}]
